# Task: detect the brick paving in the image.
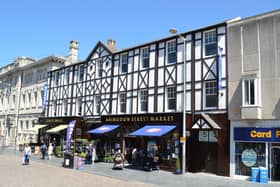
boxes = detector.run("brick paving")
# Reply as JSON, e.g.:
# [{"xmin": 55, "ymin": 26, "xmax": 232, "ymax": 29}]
[{"xmin": 1, "ymin": 147, "xmax": 280, "ymax": 187}]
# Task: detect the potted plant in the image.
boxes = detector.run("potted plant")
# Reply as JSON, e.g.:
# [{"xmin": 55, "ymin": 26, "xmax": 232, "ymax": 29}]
[{"xmin": 175, "ymin": 157, "xmax": 181, "ymax": 174}]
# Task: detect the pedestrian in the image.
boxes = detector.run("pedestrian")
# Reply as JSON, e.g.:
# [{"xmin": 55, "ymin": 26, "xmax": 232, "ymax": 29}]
[
  {"xmin": 48, "ymin": 143, "xmax": 53, "ymax": 160},
  {"xmin": 41, "ymin": 143, "xmax": 47, "ymax": 160},
  {"xmin": 23, "ymin": 143, "xmax": 31, "ymax": 165},
  {"xmin": 92, "ymin": 145, "xmax": 96, "ymax": 166}
]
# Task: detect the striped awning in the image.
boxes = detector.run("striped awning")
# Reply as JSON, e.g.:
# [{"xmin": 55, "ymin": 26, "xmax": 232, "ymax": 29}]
[{"xmin": 46, "ymin": 125, "xmax": 68, "ymax": 133}]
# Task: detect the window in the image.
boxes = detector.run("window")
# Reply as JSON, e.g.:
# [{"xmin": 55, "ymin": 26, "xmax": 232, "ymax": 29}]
[
  {"xmin": 204, "ymin": 30, "xmax": 217, "ymax": 56},
  {"xmin": 12, "ymin": 95, "xmax": 16, "ymax": 107},
  {"xmin": 65, "ymin": 68, "xmax": 71, "ymax": 83},
  {"xmin": 55, "ymin": 71, "xmax": 59, "ymax": 86},
  {"xmin": 95, "ymin": 95, "xmax": 101, "ymax": 114},
  {"xmin": 63, "ymin": 100, "xmax": 68, "ymax": 116},
  {"xmin": 28, "ymin": 93, "xmax": 31, "ymax": 107},
  {"xmin": 243, "ymin": 78, "xmax": 259, "ymax": 106},
  {"xmin": 140, "ymin": 89, "xmax": 148, "ymax": 112},
  {"xmin": 119, "ymin": 93, "xmax": 126, "ymax": 113},
  {"xmin": 77, "ymin": 98, "xmax": 82, "ymax": 115},
  {"xmin": 121, "ymin": 54, "xmax": 128, "ymax": 73},
  {"xmin": 167, "ymin": 86, "xmax": 176, "ymax": 110},
  {"xmin": 205, "ymin": 81, "xmax": 217, "ymax": 108},
  {"xmin": 22, "ymin": 94, "xmax": 25, "ymax": 106},
  {"xmin": 34, "ymin": 92, "xmax": 37, "ymax": 107},
  {"xmin": 97, "ymin": 60, "xmax": 103, "ymax": 78},
  {"xmin": 167, "ymin": 40, "xmax": 176, "ymax": 64},
  {"xmin": 53, "ymin": 101, "xmax": 57, "ymax": 116},
  {"xmin": 141, "ymin": 47, "xmax": 149, "ymax": 68},
  {"xmin": 79, "ymin": 65, "xmax": 84, "ymax": 81}
]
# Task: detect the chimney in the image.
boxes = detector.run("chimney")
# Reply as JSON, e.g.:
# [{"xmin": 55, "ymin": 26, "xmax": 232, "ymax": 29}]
[
  {"xmin": 68, "ymin": 40, "xmax": 79, "ymax": 65},
  {"xmin": 107, "ymin": 39, "xmax": 116, "ymax": 51}
]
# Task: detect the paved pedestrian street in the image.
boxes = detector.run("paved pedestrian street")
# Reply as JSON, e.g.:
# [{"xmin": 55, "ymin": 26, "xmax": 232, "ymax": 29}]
[{"xmin": 0, "ymin": 148, "xmax": 279, "ymax": 187}]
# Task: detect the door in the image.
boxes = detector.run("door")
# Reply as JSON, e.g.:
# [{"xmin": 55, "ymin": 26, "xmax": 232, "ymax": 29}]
[{"xmin": 271, "ymin": 146, "xmax": 280, "ymax": 181}]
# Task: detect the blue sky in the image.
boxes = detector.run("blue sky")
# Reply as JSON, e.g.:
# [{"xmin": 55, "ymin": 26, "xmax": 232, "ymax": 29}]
[{"xmin": 0, "ymin": 0, "xmax": 279, "ymax": 66}]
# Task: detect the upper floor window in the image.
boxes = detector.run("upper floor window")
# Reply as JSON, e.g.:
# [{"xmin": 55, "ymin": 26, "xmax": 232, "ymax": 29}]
[
  {"xmin": 204, "ymin": 30, "xmax": 217, "ymax": 56},
  {"xmin": 63, "ymin": 99, "xmax": 68, "ymax": 116},
  {"xmin": 77, "ymin": 98, "xmax": 82, "ymax": 115},
  {"xmin": 119, "ymin": 93, "xmax": 126, "ymax": 113},
  {"xmin": 34, "ymin": 92, "xmax": 37, "ymax": 107},
  {"xmin": 121, "ymin": 54, "xmax": 128, "ymax": 73},
  {"xmin": 205, "ymin": 81, "xmax": 218, "ymax": 108},
  {"xmin": 167, "ymin": 86, "xmax": 176, "ymax": 110},
  {"xmin": 97, "ymin": 60, "xmax": 103, "ymax": 78},
  {"xmin": 55, "ymin": 71, "xmax": 59, "ymax": 86},
  {"xmin": 140, "ymin": 89, "xmax": 148, "ymax": 112},
  {"xmin": 24, "ymin": 71, "xmax": 33, "ymax": 84},
  {"xmin": 79, "ymin": 65, "xmax": 84, "ymax": 81},
  {"xmin": 95, "ymin": 95, "xmax": 101, "ymax": 114},
  {"xmin": 53, "ymin": 101, "xmax": 57, "ymax": 116},
  {"xmin": 167, "ymin": 40, "xmax": 176, "ymax": 64},
  {"xmin": 65, "ymin": 68, "xmax": 71, "ymax": 83},
  {"xmin": 141, "ymin": 47, "xmax": 149, "ymax": 69},
  {"xmin": 242, "ymin": 78, "xmax": 259, "ymax": 106}
]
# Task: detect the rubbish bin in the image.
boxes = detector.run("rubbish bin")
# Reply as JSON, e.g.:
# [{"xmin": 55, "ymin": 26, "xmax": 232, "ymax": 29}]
[
  {"xmin": 63, "ymin": 152, "xmax": 74, "ymax": 169},
  {"xmin": 251, "ymin": 167, "xmax": 259, "ymax": 182},
  {"xmin": 259, "ymin": 167, "xmax": 268, "ymax": 183}
]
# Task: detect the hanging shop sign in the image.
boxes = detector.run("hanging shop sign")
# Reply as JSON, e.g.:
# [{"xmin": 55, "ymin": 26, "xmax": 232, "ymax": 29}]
[{"xmin": 234, "ymin": 127, "xmax": 280, "ymax": 142}]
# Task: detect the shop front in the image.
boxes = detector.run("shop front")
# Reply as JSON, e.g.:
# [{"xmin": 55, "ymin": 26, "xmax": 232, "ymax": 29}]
[
  {"xmin": 232, "ymin": 124, "xmax": 280, "ymax": 181},
  {"xmin": 94, "ymin": 113, "xmax": 182, "ymax": 172}
]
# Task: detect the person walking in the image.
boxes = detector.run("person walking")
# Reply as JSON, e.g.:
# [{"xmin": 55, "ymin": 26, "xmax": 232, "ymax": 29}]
[
  {"xmin": 48, "ymin": 143, "xmax": 54, "ymax": 160},
  {"xmin": 23, "ymin": 143, "xmax": 31, "ymax": 165},
  {"xmin": 40, "ymin": 143, "xmax": 47, "ymax": 160},
  {"xmin": 91, "ymin": 145, "xmax": 96, "ymax": 166}
]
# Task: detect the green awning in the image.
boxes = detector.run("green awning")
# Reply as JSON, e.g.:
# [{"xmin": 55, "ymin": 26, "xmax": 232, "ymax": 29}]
[{"xmin": 30, "ymin": 125, "xmax": 47, "ymax": 132}]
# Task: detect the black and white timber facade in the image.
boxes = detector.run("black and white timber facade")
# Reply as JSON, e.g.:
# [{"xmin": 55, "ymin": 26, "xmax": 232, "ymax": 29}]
[{"xmin": 43, "ymin": 22, "xmax": 230, "ymax": 176}]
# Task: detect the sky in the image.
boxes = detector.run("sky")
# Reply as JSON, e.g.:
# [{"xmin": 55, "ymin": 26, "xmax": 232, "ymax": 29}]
[{"xmin": 0, "ymin": 0, "xmax": 279, "ymax": 66}]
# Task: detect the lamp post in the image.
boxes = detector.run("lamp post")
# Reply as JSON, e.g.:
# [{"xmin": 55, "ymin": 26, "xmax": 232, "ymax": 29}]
[{"xmin": 169, "ymin": 28, "xmax": 186, "ymax": 174}]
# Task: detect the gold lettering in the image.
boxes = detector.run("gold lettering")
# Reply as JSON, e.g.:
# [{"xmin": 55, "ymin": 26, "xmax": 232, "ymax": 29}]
[
  {"xmin": 250, "ymin": 130, "xmax": 271, "ymax": 138},
  {"xmin": 250, "ymin": 130, "xmax": 257, "ymax": 138},
  {"xmin": 276, "ymin": 131, "xmax": 280, "ymax": 138}
]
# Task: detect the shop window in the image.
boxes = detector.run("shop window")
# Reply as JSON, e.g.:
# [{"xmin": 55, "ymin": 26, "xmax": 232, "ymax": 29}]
[
  {"xmin": 53, "ymin": 101, "xmax": 57, "ymax": 116},
  {"xmin": 63, "ymin": 99, "xmax": 68, "ymax": 116},
  {"xmin": 235, "ymin": 142, "xmax": 266, "ymax": 176},
  {"xmin": 242, "ymin": 78, "xmax": 260, "ymax": 106},
  {"xmin": 141, "ymin": 47, "xmax": 149, "ymax": 69},
  {"xmin": 204, "ymin": 30, "xmax": 217, "ymax": 56},
  {"xmin": 167, "ymin": 40, "xmax": 176, "ymax": 64},
  {"xmin": 77, "ymin": 98, "xmax": 82, "ymax": 115},
  {"xmin": 205, "ymin": 81, "xmax": 218, "ymax": 108}
]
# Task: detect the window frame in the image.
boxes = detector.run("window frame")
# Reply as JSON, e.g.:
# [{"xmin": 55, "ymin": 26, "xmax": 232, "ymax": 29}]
[
  {"xmin": 141, "ymin": 47, "xmax": 150, "ymax": 69},
  {"xmin": 204, "ymin": 30, "xmax": 217, "ymax": 57},
  {"xmin": 119, "ymin": 92, "xmax": 126, "ymax": 113},
  {"xmin": 167, "ymin": 40, "xmax": 177, "ymax": 64},
  {"xmin": 95, "ymin": 95, "xmax": 101, "ymax": 114},
  {"xmin": 167, "ymin": 86, "xmax": 176, "ymax": 110},
  {"xmin": 242, "ymin": 77, "xmax": 260, "ymax": 106},
  {"xmin": 78, "ymin": 65, "xmax": 84, "ymax": 81},
  {"xmin": 97, "ymin": 59, "xmax": 103, "ymax": 78},
  {"xmin": 204, "ymin": 80, "xmax": 218, "ymax": 109},
  {"xmin": 120, "ymin": 53, "xmax": 128, "ymax": 73},
  {"xmin": 140, "ymin": 89, "xmax": 148, "ymax": 112}
]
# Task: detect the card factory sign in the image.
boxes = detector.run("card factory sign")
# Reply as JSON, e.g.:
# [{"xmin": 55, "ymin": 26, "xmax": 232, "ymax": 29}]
[{"xmin": 234, "ymin": 128, "xmax": 280, "ymax": 142}]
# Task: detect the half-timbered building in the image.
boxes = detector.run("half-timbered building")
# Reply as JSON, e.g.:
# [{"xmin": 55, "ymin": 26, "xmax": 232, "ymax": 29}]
[{"xmin": 42, "ymin": 22, "xmax": 229, "ymax": 176}]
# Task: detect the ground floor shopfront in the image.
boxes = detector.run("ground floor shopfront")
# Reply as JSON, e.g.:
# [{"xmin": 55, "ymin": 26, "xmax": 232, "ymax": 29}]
[{"xmin": 230, "ymin": 120, "xmax": 280, "ymax": 181}]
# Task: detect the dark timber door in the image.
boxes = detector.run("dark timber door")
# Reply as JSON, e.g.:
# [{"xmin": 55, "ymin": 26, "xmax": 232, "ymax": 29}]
[{"xmin": 271, "ymin": 146, "xmax": 280, "ymax": 181}]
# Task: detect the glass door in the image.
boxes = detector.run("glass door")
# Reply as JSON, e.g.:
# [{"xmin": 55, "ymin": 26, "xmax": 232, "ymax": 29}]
[{"xmin": 270, "ymin": 144, "xmax": 280, "ymax": 181}]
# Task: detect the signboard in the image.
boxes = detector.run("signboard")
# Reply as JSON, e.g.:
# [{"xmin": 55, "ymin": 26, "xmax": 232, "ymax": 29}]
[
  {"xmin": 241, "ymin": 149, "xmax": 257, "ymax": 167},
  {"xmin": 234, "ymin": 127, "xmax": 280, "ymax": 142}
]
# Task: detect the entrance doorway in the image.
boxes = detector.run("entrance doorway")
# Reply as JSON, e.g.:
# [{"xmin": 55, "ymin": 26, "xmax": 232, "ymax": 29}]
[{"xmin": 270, "ymin": 145, "xmax": 280, "ymax": 181}]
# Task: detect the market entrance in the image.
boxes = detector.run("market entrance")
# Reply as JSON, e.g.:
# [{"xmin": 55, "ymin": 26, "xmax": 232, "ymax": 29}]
[{"xmin": 270, "ymin": 144, "xmax": 280, "ymax": 181}]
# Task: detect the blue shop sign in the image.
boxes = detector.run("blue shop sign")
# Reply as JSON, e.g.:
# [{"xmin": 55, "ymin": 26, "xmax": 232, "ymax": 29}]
[{"xmin": 234, "ymin": 127, "xmax": 280, "ymax": 142}]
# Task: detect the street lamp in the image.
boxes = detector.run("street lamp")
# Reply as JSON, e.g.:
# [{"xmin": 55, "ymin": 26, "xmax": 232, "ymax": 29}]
[{"xmin": 169, "ymin": 28, "xmax": 186, "ymax": 175}]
